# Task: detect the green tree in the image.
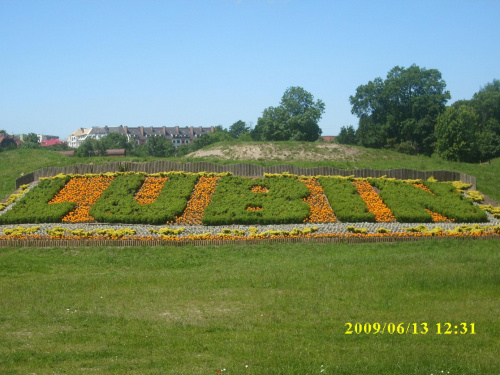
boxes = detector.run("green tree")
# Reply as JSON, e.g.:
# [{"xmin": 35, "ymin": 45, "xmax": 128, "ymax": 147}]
[
  {"xmin": 25, "ymin": 133, "xmax": 39, "ymax": 144},
  {"xmin": 472, "ymin": 79, "xmax": 500, "ymax": 125},
  {"xmin": 228, "ymin": 120, "xmax": 249, "ymax": 139},
  {"xmin": 19, "ymin": 133, "xmax": 41, "ymax": 149},
  {"xmin": 435, "ymin": 105, "xmax": 479, "ymax": 162},
  {"xmin": 447, "ymin": 79, "xmax": 500, "ymax": 161},
  {"xmin": 336, "ymin": 125, "xmax": 357, "ymax": 145},
  {"xmin": 76, "ymin": 138, "xmax": 98, "ymax": 157},
  {"xmin": 188, "ymin": 127, "xmax": 232, "ymax": 150},
  {"xmin": 350, "ymin": 65, "xmax": 450, "ymax": 154},
  {"xmin": 252, "ymin": 87, "xmax": 325, "ymax": 142},
  {"xmin": 98, "ymin": 133, "xmax": 132, "ymax": 152},
  {"xmin": 145, "ymin": 136, "xmax": 175, "ymax": 157}
]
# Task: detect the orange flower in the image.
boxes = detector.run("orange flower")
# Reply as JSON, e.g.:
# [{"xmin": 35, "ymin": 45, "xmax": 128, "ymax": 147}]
[
  {"xmin": 300, "ymin": 179, "xmax": 336, "ymax": 223},
  {"xmin": 353, "ymin": 180, "xmax": 395, "ymax": 222},
  {"xmin": 414, "ymin": 183, "xmax": 434, "ymax": 195},
  {"xmin": 175, "ymin": 176, "xmax": 220, "ymax": 225},
  {"xmin": 250, "ymin": 185, "xmax": 269, "ymax": 193},
  {"xmin": 49, "ymin": 176, "xmax": 114, "ymax": 223},
  {"xmin": 134, "ymin": 176, "xmax": 168, "ymax": 205},
  {"xmin": 414, "ymin": 184, "xmax": 454, "ymax": 222},
  {"xmin": 246, "ymin": 206, "xmax": 263, "ymax": 211},
  {"xmin": 425, "ymin": 209, "xmax": 454, "ymax": 222}
]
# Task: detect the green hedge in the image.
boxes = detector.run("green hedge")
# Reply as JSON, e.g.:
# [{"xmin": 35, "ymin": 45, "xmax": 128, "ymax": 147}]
[
  {"xmin": 202, "ymin": 175, "xmax": 310, "ymax": 225},
  {"xmin": 369, "ymin": 179, "xmax": 488, "ymax": 223},
  {"xmin": 318, "ymin": 178, "xmax": 375, "ymax": 222},
  {"xmin": 0, "ymin": 177, "xmax": 74, "ymax": 224},
  {"xmin": 89, "ymin": 173, "xmax": 198, "ymax": 224}
]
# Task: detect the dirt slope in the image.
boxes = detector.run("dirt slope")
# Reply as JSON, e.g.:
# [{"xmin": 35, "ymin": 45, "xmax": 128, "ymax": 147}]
[{"xmin": 187, "ymin": 142, "xmax": 367, "ymax": 162}]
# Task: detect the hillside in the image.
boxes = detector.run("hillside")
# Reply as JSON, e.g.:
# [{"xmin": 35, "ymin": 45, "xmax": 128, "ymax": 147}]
[
  {"xmin": 1, "ymin": 143, "xmax": 499, "ymax": 202},
  {"xmin": 187, "ymin": 142, "xmax": 366, "ymax": 162}
]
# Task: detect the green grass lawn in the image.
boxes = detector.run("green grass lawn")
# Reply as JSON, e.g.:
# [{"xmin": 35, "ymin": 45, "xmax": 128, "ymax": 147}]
[{"xmin": 1, "ymin": 239, "xmax": 499, "ymax": 374}]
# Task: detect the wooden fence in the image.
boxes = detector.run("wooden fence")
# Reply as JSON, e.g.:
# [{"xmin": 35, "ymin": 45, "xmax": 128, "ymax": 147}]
[
  {"xmin": 15, "ymin": 161, "xmax": 477, "ymax": 189},
  {"xmin": 0, "ymin": 234, "xmax": 496, "ymax": 248}
]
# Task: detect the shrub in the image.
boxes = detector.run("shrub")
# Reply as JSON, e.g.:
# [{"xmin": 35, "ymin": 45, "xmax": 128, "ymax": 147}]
[
  {"xmin": 89, "ymin": 173, "xmax": 198, "ymax": 224},
  {"xmin": 202, "ymin": 175, "xmax": 310, "ymax": 225},
  {"xmin": 0, "ymin": 177, "xmax": 74, "ymax": 224},
  {"xmin": 318, "ymin": 178, "xmax": 375, "ymax": 222},
  {"xmin": 370, "ymin": 179, "xmax": 488, "ymax": 223}
]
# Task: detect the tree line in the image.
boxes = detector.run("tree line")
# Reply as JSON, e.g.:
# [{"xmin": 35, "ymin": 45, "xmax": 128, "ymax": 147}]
[
  {"xmin": 337, "ymin": 65, "xmax": 499, "ymax": 163},
  {"xmin": 3, "ymin": 69, "xmax": 499, "ymax": 164}
]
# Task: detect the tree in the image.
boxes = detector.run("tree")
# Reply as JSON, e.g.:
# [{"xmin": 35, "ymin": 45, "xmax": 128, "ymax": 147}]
[
  {"xmin": 25, "ymin": 133, "xmax": 39, "ymax": 144},
  {"xmin": 445, "ymin": 79, "xmax": 500, "ymax": 162},
  {"xmin": 188, "ymin": 127, "xmax": 232, "ymax": 150},
  {"xmin": 228, "ymin": 120, "xmax": 249, "ymax": 139},
  {"xmin": 336, "ymin": 125, "xmax": 357, "ymax": 145},
  {"xmin": 76, "ymin": 138, "xmax": 99, "ymax": 157},
  {"xmin": 435, "ymin": 105, "xmax": 479, "ymax": 162},
  {"xmin": 349, "ymin": 65, "xmax": 450, "ymax": 154},
  {"xmin": 252, "ymin": 87, "xmax": 325, "ymax": 142},
  {"xmin": 472, "ymin": 79, "xmax": 500, "ymax": 125},
  {"xmin": 98, "ymin": 133, "xmax": 132, "ymax": 152},
  {"xmin": 145, "ymin": 136, "xmax": 175, "ymax": 157},
  {"xmin": 19, "ymin": 133, "xmax": 41, "ymax": 149}
]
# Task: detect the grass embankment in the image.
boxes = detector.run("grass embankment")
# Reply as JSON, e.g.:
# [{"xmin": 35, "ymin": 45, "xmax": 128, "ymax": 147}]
[
  {"xmin": 1, "ymin": 145, "xmax": 500, "ymax": 202},
  {"xmin": 1, "ymin": 240, "xmax": 499, "ymax": 374}
]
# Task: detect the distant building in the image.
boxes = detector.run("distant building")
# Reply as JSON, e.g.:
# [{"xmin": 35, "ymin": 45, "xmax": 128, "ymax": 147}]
[
  {"xmin": 67, "ymin": 125, "xmax": 215, "ymax": 148},
  {"xmin": 41, "ymin": 139, "xmax": 63, "ymax": 147},
  {"xmin": 38, "ymin": 134, "xmax": 59, "ymax": 142},
  {"xmin": 14, "ymin": 134, "xmax": 59, "ymax": 143},
  {"xmin": 67, "ymin": 127, "xmax": 93, "ymax": 148},
  {"xmin": 321, "ymin": 136, "xmax": 336, "ymax": 142}
]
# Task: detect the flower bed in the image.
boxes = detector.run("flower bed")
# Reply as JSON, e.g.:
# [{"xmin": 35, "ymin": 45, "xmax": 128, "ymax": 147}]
[
  {"xmin": 49, "ymin": 175, "xmax": 114, "ymax": 222},
  {"xmin": 370, "ymin": 178, "xmax": 488, "ymax": 223},
  {"xmin": 0, "ymin": 172, "xmax": 495, "ymax": 228},
  {"xmin": 89, "ymin": 172, "xmax": 198, "ymax": 224},
  {"xmin": 1, "ymin": 223, "xmax": 499, "ymax": 247},
  {"xmin": 300, "ymin": 178, "xmax": 336, "ymax": 223},
  {"xmin": 202, "ymin": 175, "xmax": 310, "ymax": 225}
]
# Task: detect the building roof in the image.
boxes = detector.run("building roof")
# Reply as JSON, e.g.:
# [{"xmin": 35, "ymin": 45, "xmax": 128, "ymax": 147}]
[
  {"xmin": 41, "ymin": 139, "xmax": 62, "ymax": 147},
  {"xmin": 69, "ymin": 128, "xmax": 92, "ymax": 137}
]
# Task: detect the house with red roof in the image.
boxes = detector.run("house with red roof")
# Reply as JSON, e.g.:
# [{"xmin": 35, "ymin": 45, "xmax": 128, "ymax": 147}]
[{"xmin": 41, "ymin": 139, "xmax": 63, "ymax": 147}]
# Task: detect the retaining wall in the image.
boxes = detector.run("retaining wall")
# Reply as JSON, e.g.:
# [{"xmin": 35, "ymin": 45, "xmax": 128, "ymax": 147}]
[{"xmin": 15, "ymin": 161, "xmax": 477, "ymax": 189}]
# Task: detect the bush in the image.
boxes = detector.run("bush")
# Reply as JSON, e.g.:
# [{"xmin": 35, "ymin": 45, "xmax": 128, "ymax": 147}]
[
  {"xmin": 370, "ymin": 179, "xmax": 488, "ymax": 223},
  {"xmin": 202, "ymin": 175, "xmax": 310, "ymax": 225},
  {"xmin": 89, "ymin": 173, "xmax": 198, "ymax": 224},
  {"xmin": 0, "ymin": 177, "xmax": 74, "ymax": 224},
  {"xmin": 318, "ymin": 178, "xmax": 375, "ymax": 222}
]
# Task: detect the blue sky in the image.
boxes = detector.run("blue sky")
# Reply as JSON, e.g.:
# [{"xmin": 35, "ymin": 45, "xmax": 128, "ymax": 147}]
[{"xmin": 1, "ymin": 0, "xmax": 499, "ymax": 140}]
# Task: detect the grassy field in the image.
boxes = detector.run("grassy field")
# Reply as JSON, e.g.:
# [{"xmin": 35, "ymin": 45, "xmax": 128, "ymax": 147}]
[
  {"xmin": 1, "ymin": 146, "xmax": 499, "ymax": 374},
  {"xmin": 1, "ymin": 145, "xmax": 500, "ymax": 202},
  {"xmin": 0, "ymin": 240, "xmax": 499, "ymax": 374}
]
